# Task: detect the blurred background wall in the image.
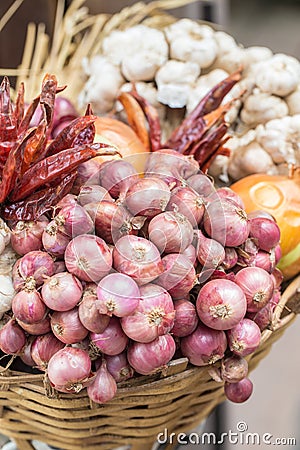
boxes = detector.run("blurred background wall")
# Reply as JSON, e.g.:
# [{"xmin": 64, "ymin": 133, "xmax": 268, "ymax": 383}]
[{"xmin": 2, "ymin": 0, "xmax": 300, "ymax": 67}]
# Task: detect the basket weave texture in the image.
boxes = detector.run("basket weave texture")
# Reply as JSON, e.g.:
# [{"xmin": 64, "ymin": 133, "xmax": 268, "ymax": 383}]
[{"xmin": 0, "ymin": 276, "xmax": 299, "ymax": 450}]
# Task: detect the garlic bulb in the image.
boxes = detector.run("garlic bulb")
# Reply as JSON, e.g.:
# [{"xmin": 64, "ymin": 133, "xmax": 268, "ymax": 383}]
[
  {"xmin": 0, "ymin": 275, "xmax": 15, "ymax": 319},
  {"xmin": 240, "ymin": 88, "xmax": 289, "ymax": 126},
  {"xmin": 165, "ymin": 19, "xmax": 217, "ymax": 69},
  {"xmin": 0, "ymin": 218, "xmax": 11, "ymax": 250},
  {"xmin": 252, "ymin": 53, "xmax": 300, "ymax": 97},
  {"xmin": 244, "ymin": 46, "xmax": 273, "ymax": 65},
  {"xmin": 155, "ymin": 60, "xmax": 200, "ymax": 108},
  {"xmin": 0, "ymin": 246, "xmax": 18, "ymax": 276},
  {"xmin": 78, "ymin": 56, "xmax": 124, "ymax": 114},
  {"xmin": 214, "ymin": 31, "xmax": 238, "ymax": 54},
  {"xmin": 212, "ymin": 46, "xmax": 246, "ymax": 74},
  {"xmin": 228, "ymin": 141, "xmax": 276, "ymax": 180},
  {"xmin": 103, "ymin": 25, "xmax": 168, "ymax": 81},
  {"xmin": 285, "ymin": 85, "xmax": 300, "ymax": 114},
  {"xmin": 256, "ymin": 115, "xmax": 300, "ymax": 165}
]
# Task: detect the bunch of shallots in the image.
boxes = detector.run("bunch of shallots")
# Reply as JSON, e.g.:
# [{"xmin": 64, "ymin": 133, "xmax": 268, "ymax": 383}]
[{"xmin": 0, "ymin": 150, "xmax": 283, "ymax": 404}]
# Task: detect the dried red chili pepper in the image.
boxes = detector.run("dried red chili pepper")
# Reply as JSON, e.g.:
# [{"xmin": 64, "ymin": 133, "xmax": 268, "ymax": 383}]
[
  {"xmin": 165, "ymin": 69, "xmax": 242, "ymax": 150},
  {"xmin": 0, "ymin": 76, "xmax": 17, "ymax": 142},
  {"xmin": 1, "ymin": 172, "xmax": 77, "ymax": 221},
  {"xmin": 18, "ymin": 96, "xmax": 40, "ymax": 136},
  {"xmin": 10, "ymin": 142, "xmax": 120, "ymax": 202},
  {"xmin": 73, "ymin": 104, "xmax": 95, "ymax": 146},
  {"xmin": 21, "ymin": 119, "xmax": 47, "ymax": 174},
  {"xmin": 186, "ymin": 68, "xmax": 242, "ymax": 120},
  {"xmin": 118, "ymin": 70, "xmax": 241, "ymax": 169},
  {"xmin": 40, "ymin": 74, "xmax": 58, "ymax": 126},
  {"xmin": 201, "ymin": 144, "xmax": 230, "ymax": 173},
  {"xmin": 193, "ymin": 124, "xmax": 229, "ymax": 167},
  {"xmin": 13, "ymin": 82, "xmax": 25, "ymax": 128},
  {"xmin": 45, "ymin": 115, "xmax": 97, "ymax": 156},
  {"xmin": 18, "ymin": 83, "xmax": 66, "ymax": 136},
  {"xmin": 0, "ymin": 128, "xmax": 36, "ymax": 203}
]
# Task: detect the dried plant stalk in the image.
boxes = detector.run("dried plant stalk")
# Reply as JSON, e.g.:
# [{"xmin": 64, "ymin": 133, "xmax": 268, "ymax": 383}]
[{"xmin": 0, "ymin": 0, "xmax": 203, "ymax": 102}]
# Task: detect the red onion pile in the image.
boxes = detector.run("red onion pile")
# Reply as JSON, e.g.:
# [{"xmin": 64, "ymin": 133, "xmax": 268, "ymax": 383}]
[{"xmin": 1, "ymin": 151, "xmax": 283, "ymax": 406}]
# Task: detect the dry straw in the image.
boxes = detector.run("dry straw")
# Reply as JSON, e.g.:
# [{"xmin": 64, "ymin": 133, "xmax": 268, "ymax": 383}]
[{"xmin": 0, "ymin": 0, "xmax": 207, "ymax": 102}]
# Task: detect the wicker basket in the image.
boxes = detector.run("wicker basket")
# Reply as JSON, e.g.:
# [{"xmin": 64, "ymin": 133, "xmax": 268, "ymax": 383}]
[{"xmin": 0, "ymin": 276, "xmax": 299, "ymax": 450}]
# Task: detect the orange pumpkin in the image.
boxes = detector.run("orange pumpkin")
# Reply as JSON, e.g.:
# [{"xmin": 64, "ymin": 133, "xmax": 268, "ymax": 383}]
[
  {"xmin": 231, "ymin": 172, "xmax": 300, "ymax": 280},
  {"xmin": 93, "ymin": 117, "xmax": 149, "ymax": 173}
]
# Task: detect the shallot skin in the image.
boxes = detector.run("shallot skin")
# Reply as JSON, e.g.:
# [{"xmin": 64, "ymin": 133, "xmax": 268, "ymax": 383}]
[
  {"xmin": 47, "ymin": 347, "xmax": 93, "ymax": 394},
  {"xmin": 0, "ymin": 319, "xmax": 26, "ymax": 355},
  {"xmin": 87, "ymin": 359, "xmax": 117, "ymax": 404},
  {"xmin": 17, "ymin": 251, "xmax": 55, "ymax": 287},
  {"xmin": 221, "ymin": 355, "xmax": 249, "ymax": 383},
  {"xmin": 96, "ymin": 273, "xmax": 140, "ymax": 317},
  {"xmin": 120, "ymin": 283, "xmax": 175, "ymax": 343},
  {"xmin": 105, "ymin": 352, "xmax": 134, "ymax": 382},
  {"xmin": 11, "ymin": 219, "xmax": 48, "ymax": 256},
  {"xmin": 235, "ymin": 266, "xmax": 274, "ymax": 312},
  {"xmin": 249, "ymin": 217, "xmax": 281, "ymax": 252},
  {"xmin": 99, "ymin": 159, "xmax": 139, "ymax": 199},
  {"xmin": 127, "ymin": 334, "xmax": 176, "ymax": 375},
  {"xmin": 196, "ymin": 279, "xmax": 247, "ymax": 330},
  {"xmin": 31, "ymin": 332, "xmax": 65, "ymax": 370},
  {"xmin": 90, "ymin": 317, "xmax": 129, "ymax": 356},
  {"xmin": 51, "ymin": 308, "xmax": 89, "ymax": 344},
  {"xmin": 166, "ymin": 186, "xmax": 205, "ymax": 226},
  {"xmin": 203, "ymin": 198, "xmax": 250, "ymax": 247},
  {"xmin": 65, "ymin": 234, "xmax": 112, "ymax": 282},
  {"xmin": 12, "ymin": 289, "xmax": 47, "ymax": 324},
  {"xmin": 224, "ymin": 378, "xmax": 253, "ymax": 403},
  {"xmin": 155, "ymin": 253, "xmax": 196, "ymax": 298},
  {"xmin": 171, "ymin": 299, "xmax": 199, "ymax": 337},
  {"xmin": 78, "ymin": 185, "xmax": 113, "ymax": 206},
  {"xmin": 148, "ymin": 211, "xmax": 193, "ymax": 254},
  {"xmin": 125, "ymin": 177, "xmax": 171, "ymax": 218},
  {"xmin": 17, "ymin": 316, "xmax": 51, "ymax": 335},
  {"xmin": 78, "ymin": 294, "xmax": 110, "ymax": 334},
  {"xmin": 41, "ymin": 272, "xmax": 83, "ymax": 312},
  {"xmin": 181, "ymin": 322, "xmax": 227, "ymax": 366},
  {"xmin": 227, "ymin": 318, "xmax": 261, "ymax": 357},
  {"xmin": 113, "ymin": 235, "xmax": 164, "ymax": 285}
]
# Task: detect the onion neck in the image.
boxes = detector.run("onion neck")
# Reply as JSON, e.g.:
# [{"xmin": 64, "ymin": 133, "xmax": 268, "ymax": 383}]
[
  {"xmin": 209, "ymin": 304, "xmax": 232, "ymax": 319},
  {"xmin": 147, "ymin": 307, "xmax": 165, "ymax": 326},
  {"xmin": 253, "ymin": 291, "xmax": 266, "ymax": 304},
  {"xmin": 53, "ymin": 323, "xmax": 64, "ymax": 336},
  {"xmin": 49, "ymin": 277, "xmax": 59, "ymax": 288},
  {"xmin": 78, "ymin": 257, "xmax": 89, "ymax": 270},
  {"xmin": 208, "ymin": 354, "xmax": 222, "ymax": 364},
  {"xmin": 120, "ymin": 221, "xmax": 132, "ymax": 234},
  {"xmin": 237, "ymin": 208, "xmax": 248, "ymax": 222},
  {"xmin": 133, "ymin": 246, "xmax": 146, "ymax": 261},
  {"xmin": 65, "ymin": 382, "xmax": 83, "ymax": 393},
  {"xmin": 24, "ymin": 276, "xmax": 36, "ymax": 292},
  {"xmin": 15, "ymin": 221, "xmax": 26, "ymax": 231},
  {"xmin": 45, "ymin": 223, "xmax": 58, "ymax": 236},
  {"xmin": 105, "ymin": 299, "xmax": 116, "ymax": 314},
  {"xmin": 231, "ymin": 340, "xmax": 244, "ymax": 353}
]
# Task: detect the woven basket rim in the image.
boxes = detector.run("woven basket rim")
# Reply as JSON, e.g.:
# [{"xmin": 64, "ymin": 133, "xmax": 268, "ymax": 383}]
[{"xmin": 0, "ymin": 275, "xmax": 299, "ymax": 397}]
